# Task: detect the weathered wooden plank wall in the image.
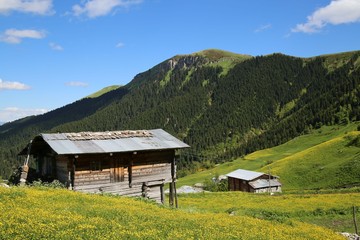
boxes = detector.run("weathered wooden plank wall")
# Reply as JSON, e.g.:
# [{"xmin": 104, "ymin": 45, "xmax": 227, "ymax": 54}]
[
  {"xmin": 55, "ymin": 156, "xmax": 69, "ymax": 184},
  {"xmin": 131, "ymin": 163, "xmax": 171, "ymax": 183},
  {"xmin": 68, "ymin": 150, "xmax": 175, "ymax": 203},
  {"xmin": 74, "ymin": 182, "xmax": 143, "ymax": 197}
]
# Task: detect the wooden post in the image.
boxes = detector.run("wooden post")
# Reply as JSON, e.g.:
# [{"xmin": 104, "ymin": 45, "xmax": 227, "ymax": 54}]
[
  {"xmin": 68, "ymin": 171, "xmax": 72, "ymax": 190},
  {"xmin": 19, "ymin": 165, "xmax": 29, "ymax": 186},
  {"xmin": 24, "ymin": 140, "xmax": 33, "ymax": 166},
  {"xmin": 142, "ymin": 182, "xmax": 148, "ymax": 198},
  {"xmin": 67, "ymin": 156, "xmax": 72, "ymax": 189},
  {"xmin": 174, "ymin": 181, "xmax": 178, "ymax": 208},
  {"xmin": 19, "ymin": 140, "xmax": 32, "ymax": 186},
  {"xmin": 354, "ymin": 206, "xmax": 359, "ymax": 235},
  {"xmin": 169, "ymin": 182, "xmax": 174, "ymax": 206},
  {"xmin": 129, "ymin": 153, "xmax": 136, "ymax": 188},
  {"xmin": 268, "ymin": 166, "xmax": 271, "ymax": 195},
  {"xmin": 69, "ymin": 156, "xmax": 77, "ymax": 190},
  {"xmin": 110, "ymin": 157, "xmax": 114, "ymax": 183},
  {"xmin": 160, "ymin": 183, "xmax": 165, "ymax": 204},
  {"xmin": 170, "ymin": 156, "xmax": 177, "ymax": 207},
  {"xmin": 128, "ymin": 165, "xmax": 132, "ymax": 188},
  {"xmin": 171, "ymin": 156, "xmax": 176, "ymax": 180}
]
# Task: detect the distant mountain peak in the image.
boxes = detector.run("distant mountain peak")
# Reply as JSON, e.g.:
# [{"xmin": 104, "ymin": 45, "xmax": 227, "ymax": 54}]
[
  {"xmin": 193, "ymin": 49, "xmax": 252, "ymax": 61},
  {"xmin": 164, "ymin": 49, "xmax": 252, "ymax": 72}
]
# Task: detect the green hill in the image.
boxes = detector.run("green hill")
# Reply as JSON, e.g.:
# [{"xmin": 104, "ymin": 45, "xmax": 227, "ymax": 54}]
[
  {"xmin": 1, "ymin": 49, "xmax": 360, "ymax": 184},
  {"xmin": 194, "ymin": 49, "xmax": 252, "ymax": 61},
  {"xmin": 268, "ymin": 131, "xmax": 360, "ymax": 190},
  {"xmin": 177, "ymin": 123, "xmax": 360, "ymax": 190}
]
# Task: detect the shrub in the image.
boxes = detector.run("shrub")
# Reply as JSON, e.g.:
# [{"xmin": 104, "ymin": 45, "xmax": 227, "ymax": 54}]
[
  {"xmin": 203, "ymin": 175, "xmax": 228, "ymax": 192},
  {"xmin": 31, "ymin": 179, "xmax": 65, "ymax": 189}
]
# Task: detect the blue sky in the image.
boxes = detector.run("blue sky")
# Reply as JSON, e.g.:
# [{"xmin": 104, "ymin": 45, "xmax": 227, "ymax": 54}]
[{"xmin": 1, "ymin": 0, "xmax": 360, "ymax": 123}]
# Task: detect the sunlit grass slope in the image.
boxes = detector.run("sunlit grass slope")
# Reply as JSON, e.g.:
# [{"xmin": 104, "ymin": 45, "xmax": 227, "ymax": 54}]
[
  {"xmin": 85, "ymin": 85, "xmax": 121, "ymax": 98},
  {"xmin": 178, "ymin": 191, "xmax": 360, "ymax": 233},
  {"xmin": 177, "ymin": 124, "xmax": 359, "ymax": 189},
  {"xmin": 266, "ymin": 131, "xmax": 360, "ymax": 190},
  {"xmin": 0, "ymin": 187, "xmax": 345, "ymax": 240},
  {"xmin": 194, "ymin": 49, "xmax": 252, "ymax": 62}
]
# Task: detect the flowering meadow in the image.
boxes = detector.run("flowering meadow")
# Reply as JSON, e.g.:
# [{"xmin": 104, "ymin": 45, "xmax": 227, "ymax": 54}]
[
  {"xmin": 178, "ymin": 191, "xmax": 360, "ymax": 233},
  {"xmin": 0, "ymin": 186, "xmax": 346, "ymax": 239}
]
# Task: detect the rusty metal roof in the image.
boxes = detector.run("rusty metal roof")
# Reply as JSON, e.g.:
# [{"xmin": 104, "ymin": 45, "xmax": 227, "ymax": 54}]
[{"xmin": 27, "ymin": 129, "xmax": 189, "ymax": 155}]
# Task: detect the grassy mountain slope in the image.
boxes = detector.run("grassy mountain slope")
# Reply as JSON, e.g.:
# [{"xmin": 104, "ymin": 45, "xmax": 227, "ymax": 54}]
[
  {"xmin": 245, "ymin": 124, "xmax": 357, "ymax": 166},
  {"xmin": 85, "ymin": 85, "xmax": 121, "ymax": 98},
  {"xmin": 0, "ymin": 186, "xmax": 347, "ymax": 239},
  {"xmin": 177, "ymin": 123, "xmax": 360, "ymax": 190},
  {"xmin": 1, "ymin": 49, "xmax": 360, "ymax": 183},
  {"xmin": 194, "ymin": 49, "xmax": 252, "ymax": 76},
  {"xmin": 269, "ymin": 131, "xmax": 360, "ymax": 190}
]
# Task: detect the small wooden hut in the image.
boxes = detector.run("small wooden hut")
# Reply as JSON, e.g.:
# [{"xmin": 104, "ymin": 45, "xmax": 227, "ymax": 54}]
[
  {"xmin": 226, "ymin": 169, "xmax": 281, "ymax": 193},
  {"xmin": 18, "ymin": 129, "xmax": 189, "ymax": 205}
]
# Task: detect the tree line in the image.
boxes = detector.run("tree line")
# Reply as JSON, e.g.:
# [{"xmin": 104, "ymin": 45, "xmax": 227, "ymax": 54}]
[{"xmin": 1, "ymin": 50, "xmax": 359, "ymax": 179}]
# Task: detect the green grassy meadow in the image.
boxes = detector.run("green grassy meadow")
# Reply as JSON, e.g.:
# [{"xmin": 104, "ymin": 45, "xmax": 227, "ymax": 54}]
[
  {"xmin": 2, "ymin": 124, "xmax": 360, "ymax": 239},
  {"xmin": 0, "ymin": 186, "xmax": 350, "ymax": 239},
  {"xmin": 177, "ymin": 191, "xmax": 360, "ymax": 234},
  {"xmin": 177, "ymin": 123, "xmax": 360, "ymax": 190}
]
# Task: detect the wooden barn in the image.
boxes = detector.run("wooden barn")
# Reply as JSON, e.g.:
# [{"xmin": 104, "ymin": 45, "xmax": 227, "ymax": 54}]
[
  {"xmin": 18, "ymin": 129, "xmax": 189, "ymax": 205},
  {"xmin": 226, "ymin": 169, "xmax": 282, "ymax": 193}
]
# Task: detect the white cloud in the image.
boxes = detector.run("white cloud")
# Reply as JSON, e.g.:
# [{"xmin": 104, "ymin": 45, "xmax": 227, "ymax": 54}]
[
  {"xmin": 292, "ymin": 0, "xmax": 360, "ymax": 33},
  {"xmin": 254, "ymin": 24, "xmax": 272, "ymax": 33},
  {"xmin": 0, "ymin": 107, "xmax": 48, "ymax": 123},
  {"xmin": 49, "ymin": 42, "xmax": 63, "ymax": 51},
  {"xmin": 65, "ymin": 81, "xmax": 89, "ymax": 87},
  {"xmin": 0, "ymin": 78, "xmax": 30, "ymax": 90},
  {"xmin": 0, "ymin": 0, "xmax": 53, "ymax": 15},
  {"xmin": 72, "ymin": 0, "xmax": 142, "ymax": 18},
  {"xmin": 116, "ymin": 42, "xmax": 125, "ymax": 48},
  {"xmin": 0, "ymin": 29, "xmax": 46, "ymax": 44}
]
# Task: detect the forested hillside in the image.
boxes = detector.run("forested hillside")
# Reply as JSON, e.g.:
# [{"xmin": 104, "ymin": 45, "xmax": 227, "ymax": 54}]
[{"xmin": 1, "ymin": 49, "xmax": 360, "ymax": 179}]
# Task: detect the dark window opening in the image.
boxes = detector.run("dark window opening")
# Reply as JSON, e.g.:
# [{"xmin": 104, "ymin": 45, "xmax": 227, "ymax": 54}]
[{"xmin": 90, "ymin": 161, "xmax": 102, "ymax": 172}]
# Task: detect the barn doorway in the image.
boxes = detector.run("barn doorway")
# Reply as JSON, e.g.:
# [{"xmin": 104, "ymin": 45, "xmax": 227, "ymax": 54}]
[{"xmin": 110, "ymin": 159, "xmax": 124, "ymax": 182}]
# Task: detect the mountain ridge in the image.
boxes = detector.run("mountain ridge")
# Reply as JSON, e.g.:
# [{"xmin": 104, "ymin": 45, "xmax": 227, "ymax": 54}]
[{"xmin": 1, "ymin": 49, "xmax": 360, "ymax": 179}]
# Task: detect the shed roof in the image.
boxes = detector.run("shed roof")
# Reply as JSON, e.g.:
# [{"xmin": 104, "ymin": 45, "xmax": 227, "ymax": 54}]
[
  {"xmin": 226, "ymin": 169, "xmax": 265, "ymax": 181},
  {"xmin": 21, "ymin": 129, "xmax": 189, "ymax": 155},
  {"xmin": 249, "ymin": 179, "xmax": 282, "ymax": 189}
]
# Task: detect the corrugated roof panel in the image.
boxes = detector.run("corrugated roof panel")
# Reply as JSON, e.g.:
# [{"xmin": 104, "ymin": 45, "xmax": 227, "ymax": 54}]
[
  {"xmin": 46, "ymin": 140, "xmax": 82, "ymax": 154},
  {"xmin": 133, "ymin": 137, "xmax": 162, "ymax": 149},
  {"xmin": 117, "ymin": 138, "xmax": 146, "ymax": 151},
  {"xmin": 36, "ymin": 129, "xmax": 189, "ymax": 155},
  {"xmin": 73, "ymin": 140, "xmax": 105, "ymax": 153},
  {"xmin": 93, "ymin": 139, "xmax": 127, "ymax": 153},
  {"xmin": 42, "ymin": 133, "xmax": 68, "ymax": 141},
  {"xmin": 249, "ymin": 179, "xmax": 282, "ymax": 189},
  {"xmin": 151, "ymin": 129, "xmax": 189, "ymax": 148},
  {"xmin": 161, "ymin": 140, "xmax": 183, "ymax": 149},
  {"xmin": 151, "ymin": 129, "xmax": 173, "ymax": 140},
  {"xmin": 226, "ymin": 169, "xmax": 264, "ymax": 181}
]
